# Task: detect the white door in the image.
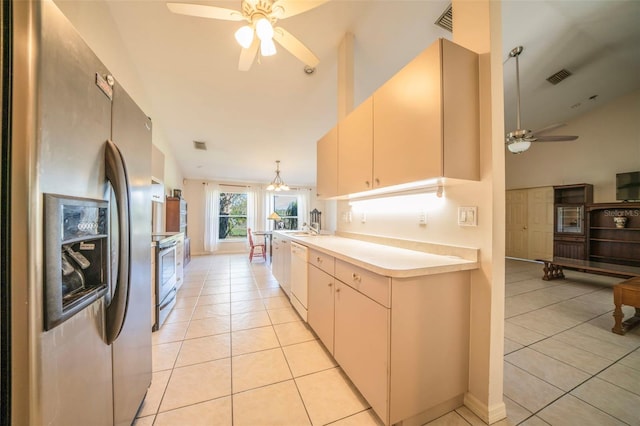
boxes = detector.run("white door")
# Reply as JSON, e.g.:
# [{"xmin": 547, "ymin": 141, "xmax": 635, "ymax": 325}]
[
  {"xmin": 506, "ymin": 187, "xmax": 554, "ymax": 260},
  {"xmin": 528, "ymin": 187, "xmax": 554, "ymax": 260},
  {"xmin": 506, "ymin": 189, "xmax": 529, "ymax": 259}
]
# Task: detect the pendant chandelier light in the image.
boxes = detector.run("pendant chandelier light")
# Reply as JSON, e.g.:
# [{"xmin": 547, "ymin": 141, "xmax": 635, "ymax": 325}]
[{"xmin": 266, "ymin": 160, "xmax": 289, "ymax": 191}]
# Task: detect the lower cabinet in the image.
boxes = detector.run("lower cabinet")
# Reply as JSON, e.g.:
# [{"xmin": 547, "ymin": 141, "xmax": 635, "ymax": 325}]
[
  {"xmin": 308, "ymin": 265, "xmax": 335, "ymax": 353},
  {"xmin": 307, "ymin": 255, "xmax": 470, "ymax": 425},
  {"xmin": 334, "ymin": 281, "xmax": 390, "ymax": 423}
]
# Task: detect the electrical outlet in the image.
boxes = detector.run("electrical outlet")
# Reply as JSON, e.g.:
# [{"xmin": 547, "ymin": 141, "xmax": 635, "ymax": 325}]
[
  {"xmin": 341, "ymin": 211, "xmax": 352, "ymax": 223},
  {"xmin": 458, "ymin": 206, "xmax": 477, "ymax": 226},
  {"xmin": 418, "ymin": 210, "xmax": 427, "ymax": 225}
]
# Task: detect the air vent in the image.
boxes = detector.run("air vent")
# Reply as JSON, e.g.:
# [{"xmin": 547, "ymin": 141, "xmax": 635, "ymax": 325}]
[
  {"xmin": 546, "ymin": 69, "xmax": 572, "ymax": 85},
  {"xmin": 193, "ymin": 141, "xmax": 207, "ymax": 151},
  {"xmin": 435, "ymin": 4, "xmax": 453, "ymax": 32}
]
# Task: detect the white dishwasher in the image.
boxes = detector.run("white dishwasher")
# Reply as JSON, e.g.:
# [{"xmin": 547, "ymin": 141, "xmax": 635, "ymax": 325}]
[{"xmin": 290, "ymin": 242, "xmax": 309, "ymax": 322}]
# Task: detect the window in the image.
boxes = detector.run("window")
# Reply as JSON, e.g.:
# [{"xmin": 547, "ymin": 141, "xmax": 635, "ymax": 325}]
[
  {"xmin": 219, "ymin": 192, "xmax": 247, "ymax": 240},
  {"xmin": 273, "ymin": 195, "xmax": 298, "ymax": 230}
]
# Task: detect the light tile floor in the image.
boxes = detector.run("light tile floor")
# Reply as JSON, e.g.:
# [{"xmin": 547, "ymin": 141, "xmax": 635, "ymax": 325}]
[{"xmin": 134, "ymin": 255, "xmax": 640, "ymax": 425}]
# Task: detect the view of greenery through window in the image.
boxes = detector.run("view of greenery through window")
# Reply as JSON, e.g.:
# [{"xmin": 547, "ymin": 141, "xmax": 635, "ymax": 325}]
[
  {"xmin": 274, "ymin": 195, "xmax": 298, "ymax": 230},
  {"xmin": 219, "ymin": 192, "xmax": 247, "ymax": 239}
]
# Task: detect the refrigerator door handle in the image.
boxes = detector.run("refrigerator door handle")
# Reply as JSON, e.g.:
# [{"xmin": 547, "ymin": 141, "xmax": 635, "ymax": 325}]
[{"xmin": 104, "ymin": 139, "xmax": 132, "ymax": 344}]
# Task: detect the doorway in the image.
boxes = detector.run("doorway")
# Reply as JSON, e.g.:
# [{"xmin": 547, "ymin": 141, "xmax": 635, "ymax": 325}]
[{"xmin": 506, "ymin": 187, "xmax": 553, "ymax": 260}]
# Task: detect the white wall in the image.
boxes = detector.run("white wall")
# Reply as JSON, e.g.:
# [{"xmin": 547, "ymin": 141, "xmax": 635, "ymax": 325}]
[
  {"xmin": 54, "ymin": 0, "xmax": 184, "ymax": 194},
  {"xmin": 506, "ymin": 90, "xmax": 640, "ymax": 202}
]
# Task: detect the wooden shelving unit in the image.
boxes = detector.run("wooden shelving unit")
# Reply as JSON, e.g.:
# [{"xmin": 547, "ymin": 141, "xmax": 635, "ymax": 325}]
[
  {"xmin": 553, "ymin": 184, "xmax": 593, "ymax": 259},
  {"xmin": 588, "ymin": 202, "xmax": 640, "ymax": 267},
  {"xmin": 166, "ymin": 196, "xmax": 190, "ymax": 266}
]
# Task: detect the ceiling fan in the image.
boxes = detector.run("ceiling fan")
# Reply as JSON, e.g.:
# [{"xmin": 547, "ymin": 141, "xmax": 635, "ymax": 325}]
[
  {"xmin": 506, "ymin": 46, "xmax": 578, "ymax": 154},
  {"xmin": 167, "ymin": 0, "xmax": 327, "ymax": 71}
]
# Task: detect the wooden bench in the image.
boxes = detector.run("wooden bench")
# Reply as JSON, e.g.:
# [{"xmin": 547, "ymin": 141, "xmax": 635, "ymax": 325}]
[
  {"xmin": 537, "ymin": 257, "xmax": 640, "ymax": 281},
  {"xmin": 613, "ymin": 277, "xmax": 640, "ymax": 335}
]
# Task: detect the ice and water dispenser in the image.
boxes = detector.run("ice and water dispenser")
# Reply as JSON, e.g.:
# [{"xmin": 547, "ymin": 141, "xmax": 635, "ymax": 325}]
[{"xmin": 44, "ymin": 194, "xmax": 109, "ymax": 330}]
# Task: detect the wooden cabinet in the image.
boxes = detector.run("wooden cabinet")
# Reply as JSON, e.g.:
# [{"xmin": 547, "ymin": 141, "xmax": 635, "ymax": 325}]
[
  {"xmin": 372, "ymin": 38, "xmax": 479, "ymax": 187},
  {"xmin": 166, "ymin": 197, "xmax": 187, "ymax": 234},
  {"xmin": 588, "ymin": 202, "xmax": 640, "ymax": 267},
  {"xmin": 166, "ymin": 196, "xmax": 190, "ymax": 266},
  {"xmin": 338, "ymin": 97, "xmax": 374, "ymax": 194},
  {"xmin": 553, "ymin": 184, "xmax": 593, "ymax": 259},
  {"xmin": 316, "ymin": 127, "xmax": 338, "ymax": 199},
  {"xmin": 308, "ymin": 264, "xmax": 335, "ymax": 353}
]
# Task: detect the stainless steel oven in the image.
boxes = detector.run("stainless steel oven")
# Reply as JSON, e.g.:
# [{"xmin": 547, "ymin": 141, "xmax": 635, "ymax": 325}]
[{"xmin": 154, "ymin": 238, "xmax": 177, "ymax": 330}]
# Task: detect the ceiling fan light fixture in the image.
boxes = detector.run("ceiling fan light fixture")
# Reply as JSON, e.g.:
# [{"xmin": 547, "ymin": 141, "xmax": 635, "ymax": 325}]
[
  {"xmin": 255, "ymin": 18, "xmax": 274, "ymax": 41},
  {"xmin": 260, "ymin": 37, "xmax": 277, "ymax": 56},
  {"xmin": 507, "ymin": 139, "xmax": 532, "ymax": 154},
  {"xmin": 266, "ymin": 160, "xmax": 290, "ymax": 191},
  {"xmin": 234, "ymin": 25, "xmax": 254, "ymax": 48}
]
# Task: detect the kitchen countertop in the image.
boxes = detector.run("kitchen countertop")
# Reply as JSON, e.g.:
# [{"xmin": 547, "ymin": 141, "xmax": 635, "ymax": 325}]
[{"xmin": 277, "ymin": 232, "xmax": 479, "ymax": 278}]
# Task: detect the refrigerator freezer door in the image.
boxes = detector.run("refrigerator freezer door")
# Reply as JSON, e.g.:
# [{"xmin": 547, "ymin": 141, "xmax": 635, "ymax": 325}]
[
  {"xmin": 110, "ymin": 82, "xmax": 152, "ymax": 426},
  {"xmin": 29, "ymin": 2, "xmax": 114, "ymax": 424}
]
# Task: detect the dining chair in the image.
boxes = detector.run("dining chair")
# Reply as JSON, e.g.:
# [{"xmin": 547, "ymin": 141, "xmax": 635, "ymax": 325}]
[{"xmin": 247, "ymin": 228, "xmax": 267, "ymax": 262}]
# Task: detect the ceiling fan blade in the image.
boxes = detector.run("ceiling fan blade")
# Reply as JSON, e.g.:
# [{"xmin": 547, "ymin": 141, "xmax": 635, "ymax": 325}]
[
  {"xmin": 166, "ymin": 3, "xmax": 244, "ymax": 21},
  {"xmin": 532, "ymin": 135, "xmax": 579, "ymax": 142},
  {"xmin": 271, "ymin": 0, "xmax": 329, "ymax": 19},
  {"xmin": 273, "ymin": 27, "xmax": 319, "ymax": 67},
  {"xmin": 531, "ymin": 122, "xmax": 567, "ymax": 136},
  {"xmin": 238, "ymin": 37, "xmax": 259, "ymax": 71}
]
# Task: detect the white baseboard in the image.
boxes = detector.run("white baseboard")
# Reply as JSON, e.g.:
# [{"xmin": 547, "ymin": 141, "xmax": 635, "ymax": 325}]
[{"xmin": 464, "ymin": 393, "xmax": 507, "ymax": 424}]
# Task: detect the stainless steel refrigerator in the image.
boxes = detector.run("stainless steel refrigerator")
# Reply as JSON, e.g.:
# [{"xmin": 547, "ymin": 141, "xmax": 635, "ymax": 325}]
[{"xmin": 2, "ymin": 1, "xmax": 152, "ymax": 424}]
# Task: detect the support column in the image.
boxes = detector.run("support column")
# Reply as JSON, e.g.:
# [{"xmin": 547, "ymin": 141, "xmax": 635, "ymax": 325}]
[{"xmin": 453, "ymin": 0, "xmax": 507, "ymax": 423}]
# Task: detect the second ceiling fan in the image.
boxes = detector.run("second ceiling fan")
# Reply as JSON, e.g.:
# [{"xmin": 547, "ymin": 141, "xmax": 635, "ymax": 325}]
[
  {"xmin": 506, "ymin": 46, "xmax": 578, "ymax": 154},
  {"xmin": 167, "ymin": 0, "xmax": 327, "ymax": 71}
]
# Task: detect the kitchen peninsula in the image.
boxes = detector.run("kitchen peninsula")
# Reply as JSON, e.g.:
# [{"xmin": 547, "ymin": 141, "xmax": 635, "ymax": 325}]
[{"xmin": 272, "ymin": 231, "xmax": 479, "ymax": 425}]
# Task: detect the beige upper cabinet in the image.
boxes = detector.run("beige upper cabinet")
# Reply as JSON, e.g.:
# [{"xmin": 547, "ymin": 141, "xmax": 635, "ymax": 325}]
[
  {"xmin": 317, "ymin": 38, "xmax": 478, "ymax": 198},
  {"xmin": 338, "ymin": 97, "xmax": 374, "ymax": 195},
  {"xmin": 374, "ymin": 38, "xmax": 479, "ymax": 186},
  {"xmin": 316, "ymin": 126, "xmax": 338, "ymax": 199}
]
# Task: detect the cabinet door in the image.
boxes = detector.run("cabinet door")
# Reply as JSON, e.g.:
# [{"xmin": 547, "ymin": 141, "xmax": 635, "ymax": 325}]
[
  {"xmin": 165, "ymin": 198, "xmax": 182, "ymax": 232},
  {"xmin": 334, "ymin": 282, "xmax": 389, "ymax": 424},
  {"xmin": 316, "ymin": 127, "xmax": 338, "ymax": 199},
  {"xmin": 373, "ymin": 41, "xmax": 442, "ymax": 188},
  {"xmin": 308, "ymin": 265, "xmax": 335, "ymax": 354},
  {"xmin": 338, "ymin": 97, "xmax": 374, "ymax": 195}
]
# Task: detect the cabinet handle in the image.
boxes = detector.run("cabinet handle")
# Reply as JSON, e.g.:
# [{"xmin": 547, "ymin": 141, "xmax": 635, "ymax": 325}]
[
  {"xmin": 335, "ymin": 287, "xmax": 341, "ymax": 293},
  {"xmin": 365, "ymin": 181, "xmax": 370, "ymax": 187},
  {"xmin": 328, "ymin": 282, "xmax": 333, "ymax": 287},
  {"xmin": 316, "ymin": 256, "xmax": 322, "ymax": 263},
  {"xmin": 375, "ymin": 178, "xmax": 380, "ymax": 186},
  {"xmin": 352, "ymin": 273, "xmax": 361, "ymax": 282}
]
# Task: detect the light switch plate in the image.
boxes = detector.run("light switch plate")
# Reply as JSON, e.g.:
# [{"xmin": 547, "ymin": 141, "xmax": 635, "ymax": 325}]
[{"xmin": 458, "ymin": 206, "xmax": 477, "ymax": 227}]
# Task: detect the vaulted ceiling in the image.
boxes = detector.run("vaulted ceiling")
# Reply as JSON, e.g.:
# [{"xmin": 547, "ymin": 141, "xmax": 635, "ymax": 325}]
[{"xmin": 56, "ymin": 0, "xmax": 640, "ymax": 186}]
